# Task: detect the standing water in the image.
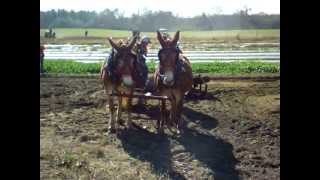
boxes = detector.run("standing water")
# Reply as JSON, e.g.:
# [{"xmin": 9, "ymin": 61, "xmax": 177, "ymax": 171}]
[{"xmin": 44, "ymin": 44, "xmax": 280, "ymax": 63}]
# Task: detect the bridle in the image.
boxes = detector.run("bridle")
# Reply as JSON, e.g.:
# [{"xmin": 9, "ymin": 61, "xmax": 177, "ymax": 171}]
[
  {"xmin": 157, "ymin": 47, "xmax": 180, "ymax": 86},
  {"xmin": 113, "ymin": 50, "xmax": 137, "ymax": 77}
]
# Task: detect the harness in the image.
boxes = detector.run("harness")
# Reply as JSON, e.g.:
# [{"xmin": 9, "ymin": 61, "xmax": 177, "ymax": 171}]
[
  {"xmin": 157, "ymin": 47, "xmax": 185, "ymax": 86},
  {"xmin": 106, "ymin": 45, "xmax": 147, "ymax": 84}
]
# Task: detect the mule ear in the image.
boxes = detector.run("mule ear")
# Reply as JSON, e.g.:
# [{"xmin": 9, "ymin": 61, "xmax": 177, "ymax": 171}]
[
  {"xmin": 157, "ymin": 30, "xmax": 166, "ymax": 47},
  {"xmin": 127, "ymin": 35, "xmax": 138, "ymax": 50},
  {"xmin": 108, "ymin": 37, "xmax": 120, "ymax": 51},
  {"xmin": 172, "ymin": 30, "xmax": 180, "ymax": 46}
]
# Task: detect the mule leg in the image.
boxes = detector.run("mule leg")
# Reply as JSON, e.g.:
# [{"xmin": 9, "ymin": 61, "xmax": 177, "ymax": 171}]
[
  {"xmin": 173, "ymin": 90, "xmax": 184, "ymax": 132},
  {"xmin": 105, "ymin": 87, "xmax": 116, "ymax": 133},
  {"xmin": 127, "ymin": 97, "xmax": 133, "ymax": 129},
  {"xmin": 157, "ymin": 100, "xmax": 161, "ymax": 131},
  {"xmin": 169, "ymin": 94, "xmax": 177, "ymax": 130},
  {"xmin": 117, "ymin": 96, "xmax": 126, "ymax": 126},
  {"xmin": 108, "ymin": 96, "xmax": 116, "ymax": 132},
  {"xmin": 158, "ymin": 99, "xmax": 166, "ymax": 134},
  {"xmin": 205, "ymin": 84, "xmax": 208, "ymax": 95},
  {"xmin": 176, "ymin": 98, "xmax": 184, "ymax": 130},
  {"xmin": 40, "ymin": 59, "xmax": 44, "ymax": 73},
  {"xmin": 116, "ymin": 96, "xmax": 122, "ymax": 130}
]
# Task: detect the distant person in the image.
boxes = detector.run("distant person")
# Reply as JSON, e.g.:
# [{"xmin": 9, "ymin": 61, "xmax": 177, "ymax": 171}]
[
  {"xmin": 131, "ymin": 30, "xmax": 140, "ymax": 42},
  {"xmin": 160, "ymin": 30, "xmax": 182, "ymax": 53},
  {"xmin": 135, "ymin": 36, "xmax": 152, "ymax": 104},
  {"xmin": 44, "ymin": 30, "xmax": 49, "ymax": 38},
  {"xmin": 136, "ymin": 36, "xmax": 152, "ymax": 87},
  {"xmin": 85, "ymin": 30, "xmax": 88, "ymax": 37},
  {"xmin": 40, "ymin": 45, "xmax": 45, "ymax": 73}
]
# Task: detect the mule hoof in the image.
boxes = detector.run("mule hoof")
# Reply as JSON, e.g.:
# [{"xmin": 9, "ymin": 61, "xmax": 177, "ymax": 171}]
[
  {"xmin": 108, "ymin": 127, "xmax": 117, "ymax": 134},
  {"xmin": 127, "ymin": 123, "xmax": 134, "ymax": 130},
  {"xmin": 118, "ymin": 119, "xmax": 125, "ymax": 126},
  {"xmin": 176, "ymin": 129, "xmax": 182, "ymax": 135},
  {"xmin": 158, "ymin": 128, "xmax": 164, "ymax": 135},
  {"xmin": 110, "ymin": 129, "xmax": 117, "ymax": 134}
]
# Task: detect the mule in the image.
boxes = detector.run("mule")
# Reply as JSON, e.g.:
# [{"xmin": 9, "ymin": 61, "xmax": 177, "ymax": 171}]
[
  {"xmin": 100, "ymin": 36, "xmax": 140, "ymax": 133},
  {"xmin": 154, "ymin": 30, "xmax": 193, "ymax": 133}
]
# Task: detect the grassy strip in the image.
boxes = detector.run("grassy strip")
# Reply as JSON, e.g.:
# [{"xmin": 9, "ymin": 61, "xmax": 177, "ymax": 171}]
[
  {"xmin": 40, "ymin": 28, "xmax": 280, "ymax": 44},
  {"xmin": 40, "ymin": 28, "xmax": 279, "ymax": 39},
  {"xmin": 43, "ymin": 60, "xmax": 279, "ymax": 75}
]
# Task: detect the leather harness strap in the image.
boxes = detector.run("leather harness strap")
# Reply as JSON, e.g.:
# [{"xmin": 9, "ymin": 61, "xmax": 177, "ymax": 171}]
[{"xmin": 157, "ymin": 47, "xmax": 183, "ymax": 85}]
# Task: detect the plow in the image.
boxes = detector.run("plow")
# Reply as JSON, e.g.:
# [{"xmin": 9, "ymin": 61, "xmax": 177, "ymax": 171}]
[
  {"xmin": 110, "ymin": 88, "xmax": 172, "ymax": 132},
  {"xmin": 109, "ymin": 74, "xmax": 211, "ymax": 131},
  {"xmin": 186, "ymin": 74, "xmax": 210, "ymax": 98}
]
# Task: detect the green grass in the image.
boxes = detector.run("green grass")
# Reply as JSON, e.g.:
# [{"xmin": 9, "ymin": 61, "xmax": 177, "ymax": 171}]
[
  {"xmin": 40, "ymin": 28, "xmax": 279, "ymax": 39},
  {"xmin": 40, "ymin": 28, "xmax": 280, "ymax": 44},
  {"xmin": 44, "ymin": 60, "xmax": 279, "ymax": 75},
  {"xmin": 180, "ymin": 29, "xmax": 279, "ymax": 39},
  {"xmin": 44, "ymin": 61, "xmax": 103, "ymax": 74},
  {"xmin": 40, "ymin": 28, "xmax": 131, "ymax": 38}
]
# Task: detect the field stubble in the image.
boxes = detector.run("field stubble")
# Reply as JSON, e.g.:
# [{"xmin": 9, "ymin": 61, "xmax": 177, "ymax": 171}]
[{"xmin": 40, "ymin": 76, "xmax": 279, "ymax": 180}]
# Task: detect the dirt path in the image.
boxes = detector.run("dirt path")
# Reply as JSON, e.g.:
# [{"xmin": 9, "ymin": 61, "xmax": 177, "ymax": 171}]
[{"xmin": 40, "ymin": 77, "xmax": 279, "ymax": 180}]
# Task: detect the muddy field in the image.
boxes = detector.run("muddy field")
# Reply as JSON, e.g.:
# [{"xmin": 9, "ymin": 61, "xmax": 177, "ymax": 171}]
[{"xmin": 40, "ymin": 76, "xmax": 280, "ymax": 180}]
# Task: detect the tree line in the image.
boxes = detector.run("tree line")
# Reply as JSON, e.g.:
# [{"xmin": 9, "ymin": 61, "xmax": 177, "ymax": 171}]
[{"xmin": 40, "ymin": 8, "xmax": 280, "ymax": 31}]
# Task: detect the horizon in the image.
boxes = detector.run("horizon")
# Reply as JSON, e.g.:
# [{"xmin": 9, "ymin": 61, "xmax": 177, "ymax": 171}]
[{"xmin": 40, "ymin": 0, "xmax": 280, "ymax": 17}]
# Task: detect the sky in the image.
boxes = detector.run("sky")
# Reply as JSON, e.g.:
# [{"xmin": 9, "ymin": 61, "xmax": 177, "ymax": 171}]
[{"xmin": 40, "ymin": 0, "xmax": 280, "ymax": 17}]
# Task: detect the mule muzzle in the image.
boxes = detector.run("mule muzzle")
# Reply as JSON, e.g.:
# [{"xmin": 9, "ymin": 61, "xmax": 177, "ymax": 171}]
[
  {"xmin": 160, "ymin": 72, "xmax": 175, "ymax": 87},
  {"xmin": 122, "ymin": 75, "xmax": 134, "ymax": 88}
]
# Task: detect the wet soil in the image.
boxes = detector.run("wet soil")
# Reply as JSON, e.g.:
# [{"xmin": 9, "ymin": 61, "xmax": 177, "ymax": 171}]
[{"xmin": 40, "ymin": 76, "xmax": 279, "ymax": 180}]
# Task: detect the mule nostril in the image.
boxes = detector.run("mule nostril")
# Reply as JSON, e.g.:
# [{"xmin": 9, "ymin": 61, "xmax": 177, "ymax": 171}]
[
  {"xmin": 163, "ymin": 77, "xmax": 174, "ymax": 86},
  {"xmin": 122, "ymin": 76, "xmax": 133, "ymax": 87}
]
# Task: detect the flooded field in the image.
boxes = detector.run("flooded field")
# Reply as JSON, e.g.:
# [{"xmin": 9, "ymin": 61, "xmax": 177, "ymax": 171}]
[
  {"xmin": 40, "ymin": 76, "xmax": 280, "ymax": 179},
  {"xmin": 43, "ymin": 43, "xmax": 280, "ymax": 63}
]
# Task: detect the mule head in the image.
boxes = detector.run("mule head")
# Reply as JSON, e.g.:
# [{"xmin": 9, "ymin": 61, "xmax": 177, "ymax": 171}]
[
  {"xmin": 156, "ymin": 30, "xmax": 180, "ymax": 87},
  {"xmin": 108, "ymin": 36, "xmax": 138, "ymax": 88}
]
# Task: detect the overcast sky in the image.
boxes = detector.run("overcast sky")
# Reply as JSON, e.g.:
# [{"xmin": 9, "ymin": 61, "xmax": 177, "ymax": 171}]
[{"xmin": 40, "ymin": 0, "xmax": 280, "ymax": 17}]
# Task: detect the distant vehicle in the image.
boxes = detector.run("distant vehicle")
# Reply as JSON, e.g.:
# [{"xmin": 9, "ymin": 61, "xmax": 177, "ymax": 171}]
[
  {"xmin": 131, "ymin": 30, "xmax": 140, "ymax": 41},
  {"xmin": 44, "ymin": 29, "xmax": 56, "ymax": 38},
  {"xmin": 158, "ymin": 28, "xmax": 168, "ymax": 32},
  {"xmin": 158, "ymin": 28, "xmax": 170, "ymax": 39}
]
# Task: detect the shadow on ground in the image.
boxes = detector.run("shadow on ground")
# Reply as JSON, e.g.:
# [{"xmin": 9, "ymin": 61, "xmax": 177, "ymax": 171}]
[
  {"xmin": 185, "ymin": 90, "xmax": 221, "ymax": 101},
  {"xmin": 177, "ymin": 127, "xmax": 240, "ymax": 180},
  {"xmin": 117, "ymin": 129, "xmax": 185, "ymax": 179},
  {"xmin": 131, "ymin": 104, "xmax": 161, "ymax": 121},
  {"xmin": 183, "ymin": 106, "xmax": 218, "ymax": 130},
  {"xmin": 117, "ymin": 105, "xmax": 240, "ymax": 180}
]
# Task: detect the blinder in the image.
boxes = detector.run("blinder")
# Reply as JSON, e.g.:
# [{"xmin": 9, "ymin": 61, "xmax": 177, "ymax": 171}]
[
  {"xmin": 111, "ymin": 50, "xmax": 138, "ymax": 77},
  {"xmin": 157, "ymin": 47, "xmax": 182, "ymax": 86}
]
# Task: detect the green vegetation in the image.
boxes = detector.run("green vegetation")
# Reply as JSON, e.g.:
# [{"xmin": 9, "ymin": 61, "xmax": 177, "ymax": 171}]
[
  {"xmin": 40, "ymin": 8, "xmax": 279, "ymax": 31},
  {"xmin": 40, "ymin": 28, "xmax": 280, "ymax": 44},
  {"xmin": 191, "ymin": 61, "xmax": 279, "ymax": 74},
  {"xmin": 44, "ymin": 60, "xmax": 279, "ymax": 75},
  {"xmin": 44, "ymin": 61, "xmax": 103, "ymax": 74},
  {"xmin": 40, "ymin": 28, "xmax": 131, "ymax": 38}
]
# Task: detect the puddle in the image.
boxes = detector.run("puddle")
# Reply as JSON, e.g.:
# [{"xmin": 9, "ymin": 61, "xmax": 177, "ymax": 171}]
[{"xmin": 43, "ymin": 44, "xmax": 280, "ymax": 63}]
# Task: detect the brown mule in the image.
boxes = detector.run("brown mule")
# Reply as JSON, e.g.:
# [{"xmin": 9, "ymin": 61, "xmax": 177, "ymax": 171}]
[
  {"xmin": 154, "ymin": 30, "xmax": 193, "ymax": 133},
  {"xmin": 100, "ymin": 36, "xmax": 138, "ymax": 133}
]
